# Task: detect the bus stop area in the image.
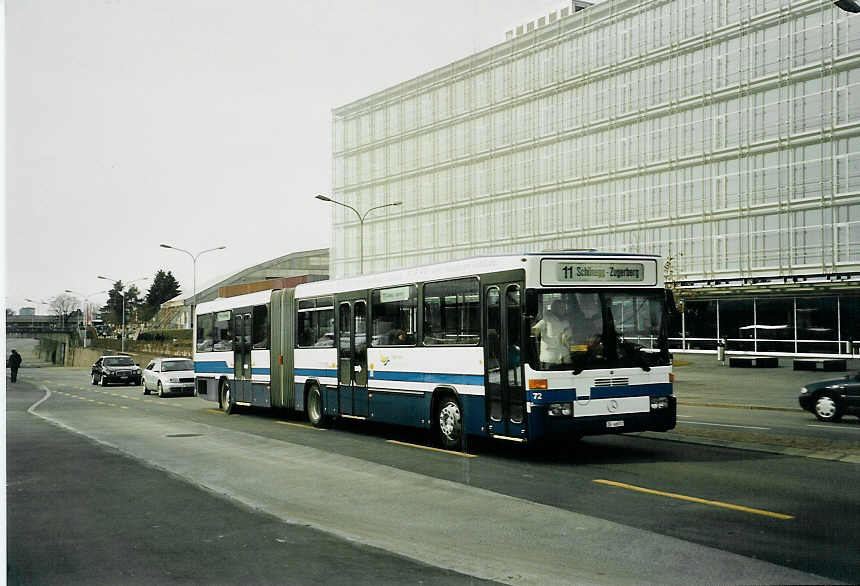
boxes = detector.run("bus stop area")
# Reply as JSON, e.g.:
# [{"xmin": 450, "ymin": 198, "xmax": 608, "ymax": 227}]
[{"xmin": 671, "ymin": 353, "xmax": 860, "ymax": 412}]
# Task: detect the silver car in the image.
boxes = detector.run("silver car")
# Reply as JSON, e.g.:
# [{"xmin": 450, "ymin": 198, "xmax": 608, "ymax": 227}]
[{"xmin": 142, "ymin": 357, "xmax": 196, "ymax": 397}]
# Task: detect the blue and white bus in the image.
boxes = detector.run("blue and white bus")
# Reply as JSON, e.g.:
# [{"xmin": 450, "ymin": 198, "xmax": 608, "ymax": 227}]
[{"xmin": 194, "ymin": 252, "xmax": 676, "ymax": 448}]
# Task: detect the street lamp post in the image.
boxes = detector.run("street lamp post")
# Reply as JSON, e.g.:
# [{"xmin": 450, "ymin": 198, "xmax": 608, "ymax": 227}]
[
  {"xmin": 159, "ymin": 244, "xmax": 226, "ymax": 329},
  {"xmin": 315, "ymin": 194, "xmax": 402, "ymax": 275},
  {"xmin": 65, "ymin": 289, "xmax": 108, "ymax": 347},
  {"xmin": 97, "ymin": 276, "xmax": 149, "ymax": 353}
]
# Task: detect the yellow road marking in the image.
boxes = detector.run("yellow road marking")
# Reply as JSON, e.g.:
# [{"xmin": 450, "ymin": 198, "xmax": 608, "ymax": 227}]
[
  {"xmin": 206, "ymin": 408, "xmax": 226, "ymax": 415},
  {"xmin": 593, "ymin": 479, "xmax": 794, "ymax": 520},
  {"xmin": 386, "ymin": 440, "xmax": 477, "ymax": 458},
  {"xmin": 275, "ymin": 421, "xmax": 322, "ymax": 431}
]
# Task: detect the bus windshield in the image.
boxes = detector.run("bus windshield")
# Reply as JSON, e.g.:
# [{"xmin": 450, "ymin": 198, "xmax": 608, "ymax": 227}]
[{"xmin": 527, "ymin": 290, "xmax": 670, "ymax": 372}]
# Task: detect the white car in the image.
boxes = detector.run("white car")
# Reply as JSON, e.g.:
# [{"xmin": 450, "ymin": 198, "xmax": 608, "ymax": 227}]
[{"xmin": 142, "ymin": 357, "xmax": 196, "ymax": 397}]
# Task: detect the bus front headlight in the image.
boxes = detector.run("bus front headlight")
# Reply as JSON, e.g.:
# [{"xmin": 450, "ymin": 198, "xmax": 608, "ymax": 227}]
[
  {"xmin": 548, "ymin": 402, "xmax": 572, "ymax": 416},
  {"xmin": 650, "ymin": 397, "xmax": 669, "ymax": 410}
]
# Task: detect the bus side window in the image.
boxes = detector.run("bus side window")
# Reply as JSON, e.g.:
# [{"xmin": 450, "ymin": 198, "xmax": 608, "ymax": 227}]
[
  {"xmin": 252, "ymin": 304, "xmax": 269, "ymax": 349},
  {"xmin": 316, "ymin": 308, "xmax": 334, "ymax": 346},
  {"xmin": 196, "ymin": 313, "xmax": 214, "ymax": 352},
  {"xmin": 423, "ymin": 278, "xmax": 480, "ymax": 345},
  {"xmin": 371, "ymin": 285, "xmax": 416, "ymax": 346}
]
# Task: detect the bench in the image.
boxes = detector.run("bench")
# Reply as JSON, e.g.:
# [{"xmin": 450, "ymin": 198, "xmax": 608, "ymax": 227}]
[
  {"xmin": 792, "ymin": 358, "xmax": 847, "ymax": 372},
  {"xmin": 729, "ymin": 356, "xmax": 779, "ymax": 368}
]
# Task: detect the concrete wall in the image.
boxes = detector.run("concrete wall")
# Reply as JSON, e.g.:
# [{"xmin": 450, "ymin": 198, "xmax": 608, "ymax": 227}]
[{"xmin": 35, "ymin": 336, "xmax": 169, "ymax": 370}]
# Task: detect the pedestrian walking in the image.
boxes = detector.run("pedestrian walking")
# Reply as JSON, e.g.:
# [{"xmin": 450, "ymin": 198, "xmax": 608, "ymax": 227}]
[{"xmin": 8, "ymin": 349, "xmax": 22, "ymax": 383}]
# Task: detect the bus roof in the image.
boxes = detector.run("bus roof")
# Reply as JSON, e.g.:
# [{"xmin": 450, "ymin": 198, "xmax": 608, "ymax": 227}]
[
  {"xmin": 296, "ymin": 252, "xmax": 661, "ymax": 299},
  {"xmin": 195, "ymin": 288, "xmax": 273, "ymax": 314}
]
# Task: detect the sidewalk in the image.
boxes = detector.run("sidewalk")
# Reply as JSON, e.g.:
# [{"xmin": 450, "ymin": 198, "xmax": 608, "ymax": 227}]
[{"xmin": 672, "ymin": 353, "xmax": 860, "ymax": 412}]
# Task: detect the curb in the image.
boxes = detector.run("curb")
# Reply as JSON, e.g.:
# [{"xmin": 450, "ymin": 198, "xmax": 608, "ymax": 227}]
[
  {"xmin": 636, "ymin": 431, "xmax": 860, "ymax": 464},
  {"xmin": 677, "ymin": 400, "xmax": 797, "ymax": 413}
]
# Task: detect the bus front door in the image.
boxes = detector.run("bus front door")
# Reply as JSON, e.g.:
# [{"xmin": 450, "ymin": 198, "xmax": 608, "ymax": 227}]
[
  {"xmin": 337, "ymin": 300, "xmax": 368, "ymax": 418},
  {"xmin": 484, "ymin": 283, "xmax": 527, "ymax": 441},
  {"xmin": 233, "ymin": 309, "xmax": 252, "ymax": 403}
]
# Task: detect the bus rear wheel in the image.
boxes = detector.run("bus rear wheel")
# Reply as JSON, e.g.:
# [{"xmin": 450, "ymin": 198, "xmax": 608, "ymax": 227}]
[
  {"xmin": 435, "ymin": 395, "xmax": 463, "ymax": 450},
  {"xmin": 306, "ymin": 385, "xmax": 328, "ymax": 428},
  {"xmin": 220, "ymin": 379, "xmax": 233, "ymax": 415}
]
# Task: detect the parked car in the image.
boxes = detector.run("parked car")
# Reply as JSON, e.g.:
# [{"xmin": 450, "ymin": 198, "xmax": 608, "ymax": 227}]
[
  {"xmin": 91, "ymin": 355, "xmax": 142, "ymax": 386},
  {"xmin": 142, "ymin": 357, "xmax": 196, "ymax": 398},
  {"xmin": 799, "ymin": 372, "xmax": 860, "ymax": 422}
]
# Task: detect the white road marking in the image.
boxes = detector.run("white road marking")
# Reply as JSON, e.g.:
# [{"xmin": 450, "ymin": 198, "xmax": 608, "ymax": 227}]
[
  {"xmin": 807, "ymin": 424, "xmax": 860, "ymax": 432},
  {"xmin": 28, "ymin": 386, "xmax": 53, "ymax": 413},
  {"xmin": 679, "ymin": 421, "xmax": 770, "ymax": 430}
]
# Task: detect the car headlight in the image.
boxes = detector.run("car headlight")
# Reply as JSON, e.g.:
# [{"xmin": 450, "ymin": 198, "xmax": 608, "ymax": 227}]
[
  {"xmin": 104, "ymin": 368, "xmax": 114, "ymax": 374},
  {"xmin": 548, "ymin": 402, "xmax": 572, "ymax": 416},
  {"xmin": 800, "ymin": 387, "xmax": 808, "ymax": 394},
  {"xmin": 651, "ymin": 397, "xmax": 670, "ymax": 410}
]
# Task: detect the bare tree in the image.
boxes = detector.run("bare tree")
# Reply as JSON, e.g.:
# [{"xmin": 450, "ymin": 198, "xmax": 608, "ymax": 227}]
[{"xmin": 50, "ymin": 294, "xmax": 80, "ymax": 328}]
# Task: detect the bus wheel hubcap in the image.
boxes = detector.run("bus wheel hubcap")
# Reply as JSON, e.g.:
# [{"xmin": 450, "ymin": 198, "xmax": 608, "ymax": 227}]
[
  {"xmin": 439, "ymin": 402, "xmax": 461, "ymax": 440},
  {"xmin": 310, "ymin": 391, "xmax": 320, "ymax": 421}
]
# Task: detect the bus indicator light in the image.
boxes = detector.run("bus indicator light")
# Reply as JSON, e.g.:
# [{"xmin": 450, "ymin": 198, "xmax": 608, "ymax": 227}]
[{"xmin": 528, "ymin": 379, "xmax": 548, "ymax": 390}]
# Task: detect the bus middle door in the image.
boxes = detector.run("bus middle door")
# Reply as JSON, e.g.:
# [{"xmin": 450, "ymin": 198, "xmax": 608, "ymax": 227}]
[
  {"xmin": 233, "ymin": 309, "xmax": 252, "ymax": 403},
  {"xmin": 337, "ymin": 300, "xmax": 368, "ymax": 418},
  {"xmin": 484, "ymin": 282, "xmax": 527, "ymax": 441}
]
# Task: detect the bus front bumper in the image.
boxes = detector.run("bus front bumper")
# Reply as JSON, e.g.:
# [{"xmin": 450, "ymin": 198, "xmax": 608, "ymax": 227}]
[{"xmin": 530, "ymin": 396, "xmax": 677, "ymax": 438}]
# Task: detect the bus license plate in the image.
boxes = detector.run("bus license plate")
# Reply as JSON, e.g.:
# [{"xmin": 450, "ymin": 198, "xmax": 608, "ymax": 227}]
[{"xmin": 606, "ymin": 420, "xmax": 624, "ymax": 428}]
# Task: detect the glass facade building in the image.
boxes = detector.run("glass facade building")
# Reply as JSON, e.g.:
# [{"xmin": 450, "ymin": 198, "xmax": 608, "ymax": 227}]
[{"xmin": 329, "ymin": 0, "xmax": 860, "ymax": 355}]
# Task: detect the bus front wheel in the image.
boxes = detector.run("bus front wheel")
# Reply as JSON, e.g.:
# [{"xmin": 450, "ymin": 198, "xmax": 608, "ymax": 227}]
[
  {"xmin": 220, "ymin": 379, "xmax": 233, "ymax": 415},
  {"xmin": 435, "ymin": 395, "xmax": 463, "ymax": 450}
]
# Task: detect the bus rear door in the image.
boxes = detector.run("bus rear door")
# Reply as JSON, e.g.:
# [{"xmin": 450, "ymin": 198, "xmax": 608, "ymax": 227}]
[
  {"xmin": 233, "ymin": 308, "xmax": 252, "ymax": 403},
  {"xmin": 337, "ymin": 299, "xmax": 368, "ymax": 418}
]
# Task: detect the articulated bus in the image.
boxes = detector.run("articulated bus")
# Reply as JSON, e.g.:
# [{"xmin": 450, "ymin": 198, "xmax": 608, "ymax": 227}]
[{"xmin": 194, "ymin": 252, "xmax": 676, "ymax": 448}]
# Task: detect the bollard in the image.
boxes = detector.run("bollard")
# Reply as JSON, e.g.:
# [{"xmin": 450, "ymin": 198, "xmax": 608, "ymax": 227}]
[{"xmin": 716, "ymin": 338, "xmax": 726, "ymax": 363}]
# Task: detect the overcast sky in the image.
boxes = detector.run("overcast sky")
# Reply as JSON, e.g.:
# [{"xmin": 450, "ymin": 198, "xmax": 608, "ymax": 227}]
[{"xmin": 5, "ymin": 0, "xmax": 598, "ymax": 314}]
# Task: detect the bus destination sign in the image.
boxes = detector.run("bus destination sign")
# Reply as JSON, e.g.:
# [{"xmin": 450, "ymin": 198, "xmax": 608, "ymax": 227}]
[
  {"xmin": 558, "ymin": 262, "xmax": 644, "ymax": 282},
  {"xmin": 540, "ymin": 259, "xmax": 657, "ymax": 286}
]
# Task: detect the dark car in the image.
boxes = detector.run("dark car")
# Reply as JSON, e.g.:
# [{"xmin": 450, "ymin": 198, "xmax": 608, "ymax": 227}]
[
  {"xmin": 91, "ymin": 355, "xmax": 142, "ymax": 387},
  {"xmin": 798, "ymin": 372, "xmax": 860, "ymax": 422}
]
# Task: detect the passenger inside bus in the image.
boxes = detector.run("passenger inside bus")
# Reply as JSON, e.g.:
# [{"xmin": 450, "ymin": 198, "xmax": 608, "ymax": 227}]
[
  {"xmin": 531, "ymin": 300, "xmax": 572, "ymax": 367},
  {"xmin": 386, "ymin": 328, "xmax": 410, "ymax": 345}
]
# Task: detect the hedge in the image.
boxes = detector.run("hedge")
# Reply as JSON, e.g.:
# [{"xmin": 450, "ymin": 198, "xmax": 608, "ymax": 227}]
[{"xmin": 136, "ymin": 329, "xmax": 192, "ymax": 342}]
